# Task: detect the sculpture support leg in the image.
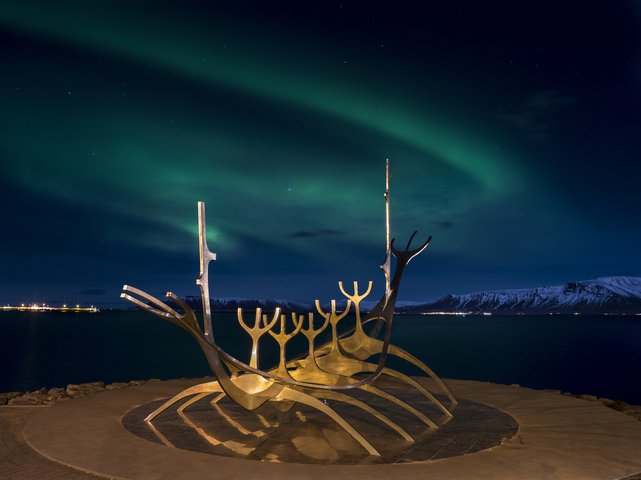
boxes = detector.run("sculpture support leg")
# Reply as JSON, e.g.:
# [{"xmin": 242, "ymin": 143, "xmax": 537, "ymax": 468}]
[
  {"xmin": 273, "ymin": 387, "xmax": 380, "ymax": 456},
  {"xmin": 145, "ymin": 381, "xmax": 223, "ymax": 422},
  {"xmin": 388, "ymin": 344, "xmax": 457, "ymax": 408},
  {"xmin": 310, "ymin": 389, "xmax": 414, "ymax": 442}
]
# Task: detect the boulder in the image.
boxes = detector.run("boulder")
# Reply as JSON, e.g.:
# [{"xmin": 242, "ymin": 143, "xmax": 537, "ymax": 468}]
[
  {"xmin": 0, "ymin": 391, "xmax": 23, "ymax": 405},
  {"xmin": 8, "ymin": 392, "xmax": 54, "ymax": 405},
  {"xmin": 47, "ymin": 387, "xmax": 68, "ymax": 400},
  {"xmin": 105, "ymin": 382, "xmax": 127, "ymax": 390},
  {"xmin": 578, "ymin": 394, "xmax": 598, "ymax": 402},
  {"xmin": 599, "ymin": 397, "xmax": 628, "ymax": 411},
  {"xmin": 624, "ymin": 409, "xmax": 641, "ymax": 422},
  {"xmin": 66, "ymin": 381, "xmax": 105, "ymax": 398}
]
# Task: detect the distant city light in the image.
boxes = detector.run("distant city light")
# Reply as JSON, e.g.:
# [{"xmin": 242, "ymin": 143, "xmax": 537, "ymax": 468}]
[{"xmin": 1, "ymin": 303, "xmax": 99, "ymax": 312}]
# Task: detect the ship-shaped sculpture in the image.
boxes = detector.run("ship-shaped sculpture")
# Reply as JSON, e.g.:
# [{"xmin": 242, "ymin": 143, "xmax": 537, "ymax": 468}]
[{"xmin": 122, "ymin": 161, "xmax": 457, "ymax": 456}]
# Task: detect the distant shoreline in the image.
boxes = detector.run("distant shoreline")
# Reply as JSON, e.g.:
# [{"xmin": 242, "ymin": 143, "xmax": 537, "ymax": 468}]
[
  {"xmin": 1, "ymin": 305, "xmax": 99, "ymax": 313},
  {"xmin": 2, "ymin": 308, "xmax": 641, "ymax": 316}
]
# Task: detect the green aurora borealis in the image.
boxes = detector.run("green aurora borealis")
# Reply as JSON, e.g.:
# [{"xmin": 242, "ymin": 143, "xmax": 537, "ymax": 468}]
[{"xmin": 1, "ymin": 1, "xmax": 640, "ymax": 304}]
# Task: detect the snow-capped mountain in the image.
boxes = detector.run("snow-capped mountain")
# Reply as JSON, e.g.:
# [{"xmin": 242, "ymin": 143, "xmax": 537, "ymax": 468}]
[
  {"xmin": 183, "ymin": 297, "xmax": 392, "ymax": 314},
  {"xmin": 183, "ymin": 296, "xmax": 310, "ymax": 313},
  {"xmin": 178, "ymin": 277, "xmax": 641, "ymax": 315},
  {"xmin": 398, "ymin": 277, "xmax": 641, "ymax": 315}
]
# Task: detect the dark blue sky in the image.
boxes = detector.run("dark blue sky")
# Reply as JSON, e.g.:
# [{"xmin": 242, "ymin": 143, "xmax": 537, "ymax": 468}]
[{"xmin": 1, "ymin": 1, "xmax": 640, "ymax": 306}]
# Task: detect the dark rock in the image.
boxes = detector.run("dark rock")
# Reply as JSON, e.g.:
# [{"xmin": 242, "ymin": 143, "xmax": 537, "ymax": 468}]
[
  {"xmin": 599, "ymin": 397, "xmax": 628, "ymax": 411},
  {"xmin": 66, "ymin": 381, "xmax": 105, "ymax": 398},
  {"xmin": 624, "ymin": 409, "xmax": 641, "ymax": 421},
  {"xmin": 0, "ymin": 378, "xmax": 160, "ymax": 406},
  {"xmin": 47, "ymin": 387, "xmax": 67, "ymax": 400},
  {"xmin": 8, "ymin": 392, "xmax": 53, "ymax": 405},
  {"xmin": 578, "ymin": 394, "xmax": 598, "ymax": 402},
  {"xmin": 105, "ymin": 382, "xmax": 127, "ymax": 390},
  {"xmin": 65, "ymin": 385, "xmax": 84, "ymax": 398},
  {"xmin": 84, "ymin": 381, "xmax": 105, "ymax": 389},
  {"xmin": 0, "ymin": 391, "xmax": 23, "ymax": 405},
  {"xmin": 612, "ymin": 401, "xmax": 628, "ymax": 412}
]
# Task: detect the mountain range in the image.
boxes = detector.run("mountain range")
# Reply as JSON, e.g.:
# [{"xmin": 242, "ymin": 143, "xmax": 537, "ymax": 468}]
[
  {"xmin": 183, "ymin": 296, "xmax": 310, "ymax": 313},
  {"xmin": 397, "ymin": 276, "xmax": 641, "ymax": 315},
  {"xmin": 178, "ymin": 277, "xmax": 641, "ymax": 315}
]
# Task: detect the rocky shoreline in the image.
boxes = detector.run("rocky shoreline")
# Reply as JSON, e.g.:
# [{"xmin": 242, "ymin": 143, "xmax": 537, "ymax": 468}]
[
  {"xmin": 0, "ymin": 379, "xmax": 163, "ymax": 406},
  {"xmin": 550, "ymin": 390, "xmax": 641, "ymax": 422},
  {"xmin": 2, "ymin": 379, "xmax": 640, "ymax": 423},
  {"xmin": 513, "ymin": 384, "xmax": 640, "ymax": 422}
]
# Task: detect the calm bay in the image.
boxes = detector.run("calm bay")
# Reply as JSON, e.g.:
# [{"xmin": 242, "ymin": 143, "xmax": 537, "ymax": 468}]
[{"xmin": 1, "ymin": 311, "xmax": 640, "ymax": 404}]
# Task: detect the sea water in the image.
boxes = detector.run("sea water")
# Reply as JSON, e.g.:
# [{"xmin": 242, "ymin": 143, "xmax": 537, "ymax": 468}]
[{"xmin": 1, "ymin": 311, "xmax": 640, "ymax": 404}]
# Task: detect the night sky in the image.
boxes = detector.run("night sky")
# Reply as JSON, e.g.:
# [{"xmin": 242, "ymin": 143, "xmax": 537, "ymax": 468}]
[{"xmin": 1, "ymin": 1, "xmax": 640, "ymax": 307}]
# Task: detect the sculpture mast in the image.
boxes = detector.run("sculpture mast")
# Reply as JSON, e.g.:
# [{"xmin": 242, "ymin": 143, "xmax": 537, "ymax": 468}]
[
  {"xmin": 196, "ymin": 201, "xmax": 217, "ymax": 342},
  {"xmin": 381, "ymin": 159, "xmax": 391, "ymax": 297}
]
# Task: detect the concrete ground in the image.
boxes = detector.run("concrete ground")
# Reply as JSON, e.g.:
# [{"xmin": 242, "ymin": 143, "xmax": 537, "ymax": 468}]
[
  {"xmin": 3, "ymin": 379, "xmax": 641, "ymax": 479},
  {"xmin": 0, "ymin": 406, "xmax": 97, "ymax": 480}
]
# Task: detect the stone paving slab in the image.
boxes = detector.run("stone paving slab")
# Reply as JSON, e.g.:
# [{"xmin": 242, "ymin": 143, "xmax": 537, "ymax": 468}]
[
  {"xmin": 17, "ymin": 379, "xmax": 641, "ymax": 479},
  {"xmin": 0, "ymin": 406, "xmax": 98, "ymax": 480}
]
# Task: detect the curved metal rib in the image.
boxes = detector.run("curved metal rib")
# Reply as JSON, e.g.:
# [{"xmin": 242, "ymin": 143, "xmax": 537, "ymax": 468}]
[
  {"xmin": 272, "ymin": 387, "xmax": 379, "ymax": 456},
  {"xmin": 145, "ymin": 381, "xmax": 223, "ymax": 422},
  {"xmin": 306, "ymin": 389, "xmax": 413, "ymax": 442}
]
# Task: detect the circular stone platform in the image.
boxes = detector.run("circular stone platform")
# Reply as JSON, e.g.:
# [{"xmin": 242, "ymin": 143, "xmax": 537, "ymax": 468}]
[
  {"xmin": 122, "ymin": 385, "xmax": 517, "ymax": 464},
  {"xmin": 23, "ymin": 378, "xmax": 641, "ymax": 479}
]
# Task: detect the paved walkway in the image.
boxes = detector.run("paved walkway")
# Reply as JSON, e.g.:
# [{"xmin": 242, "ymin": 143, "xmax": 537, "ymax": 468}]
[
  {"xmin": 3, "ymin": 380, "xmax": 641, "ymax": 479},
  {"xmin": 21, "ymin": 379, "xmax": 641, "ymax": 479},
  {"xmin": 0, "ymin": 406, "xmax": 97, "ymax": 480}
]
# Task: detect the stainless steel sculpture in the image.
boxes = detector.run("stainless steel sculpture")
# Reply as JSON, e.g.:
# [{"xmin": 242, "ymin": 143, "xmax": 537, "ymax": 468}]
[{"xmin": 122, "ymin": 160, "xmax": 456, "ymax": 456}]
